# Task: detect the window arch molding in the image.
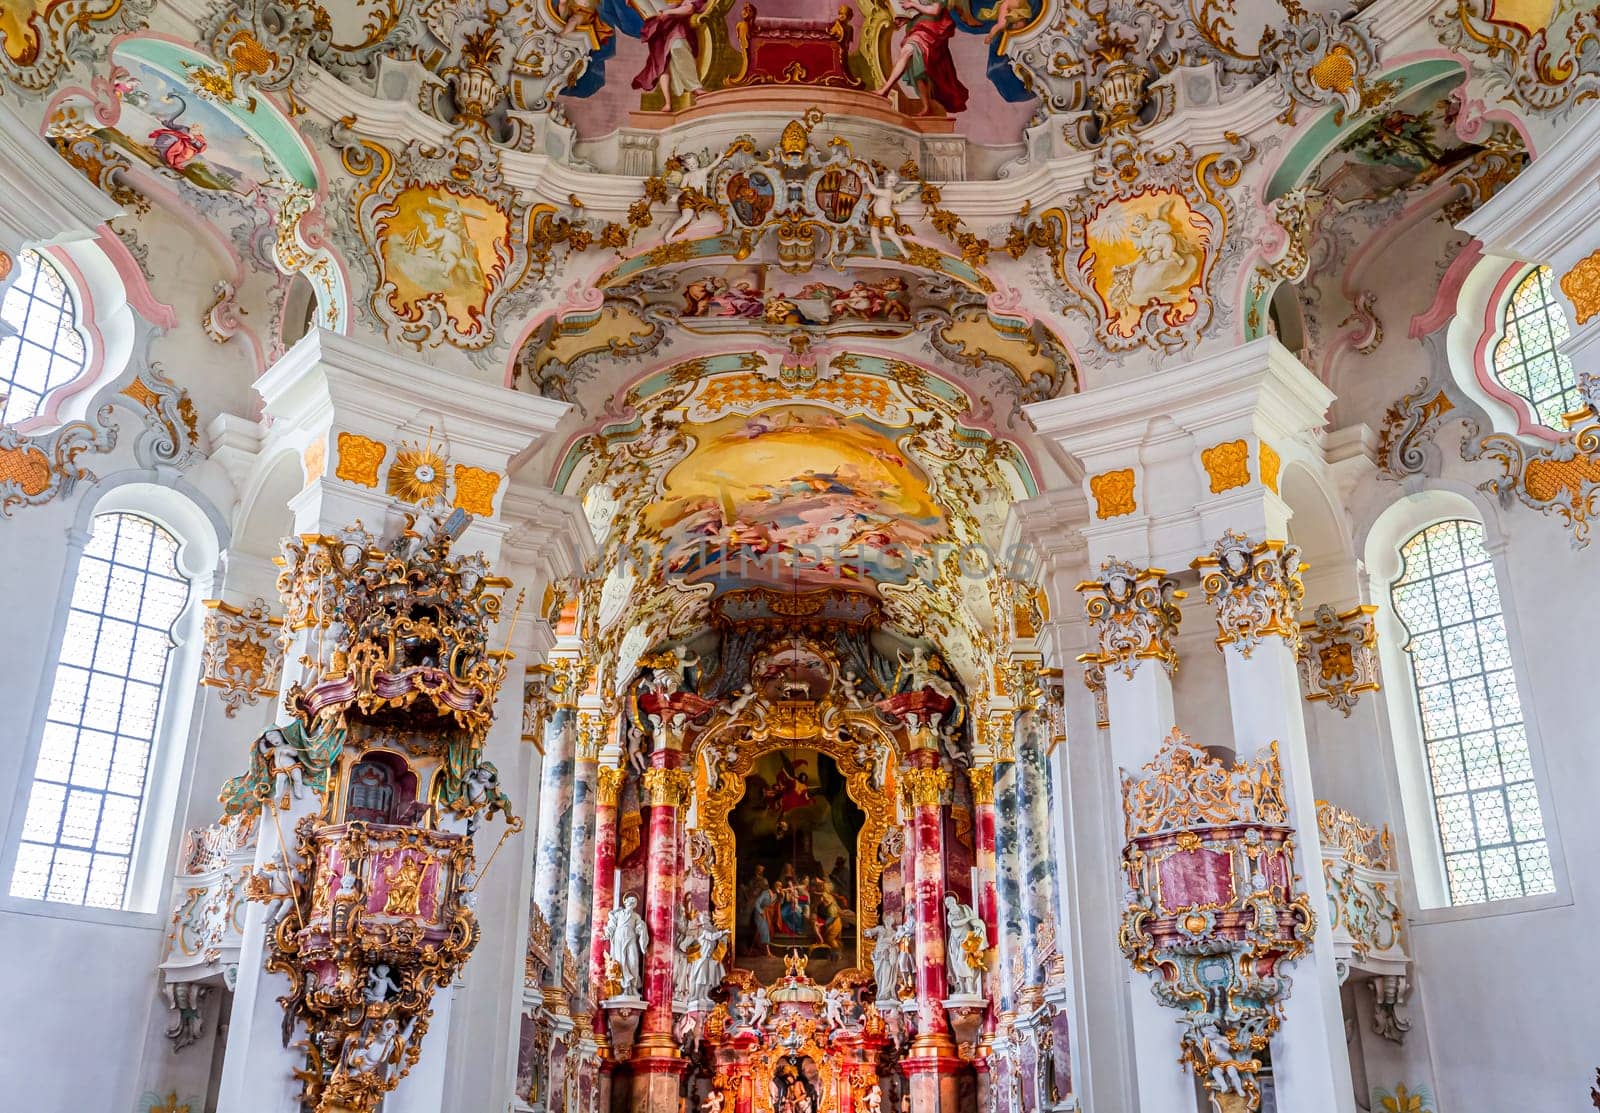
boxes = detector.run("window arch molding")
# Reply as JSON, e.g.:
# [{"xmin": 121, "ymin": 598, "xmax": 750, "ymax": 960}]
[
  {"xmin": 1361, "ymin": 486, "xmax": 1569, "ymax": 918},
  {"xmin": 1, "ymin": 234, "xmax": 141, "ymax": 435},
  {"xmin": 1446, "ymin": 255, "xmax": 1578, "ymax": 443},
  {"xmin": 0, "ymin": 474, "xmax": 226, "ymax": 922}
]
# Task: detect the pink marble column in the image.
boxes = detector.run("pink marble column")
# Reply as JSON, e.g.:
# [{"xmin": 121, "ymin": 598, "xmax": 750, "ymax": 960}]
[
  {"xmin": 902, "ymin": 756, "xmax": 961, "ymax": 1110},
  {"xmin": 633, "ymin": 754, "xmax": 690, "ymax": 1107},
  {"xmin": 589, "ymin": 764, "xmax": 623, "ymax": 1024}
]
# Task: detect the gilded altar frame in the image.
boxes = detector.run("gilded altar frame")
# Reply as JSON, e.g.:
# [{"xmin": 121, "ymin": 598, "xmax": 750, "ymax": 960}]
[{"xmin": 691, "ymin": 697, "xmax": 901, "ymax": 973}]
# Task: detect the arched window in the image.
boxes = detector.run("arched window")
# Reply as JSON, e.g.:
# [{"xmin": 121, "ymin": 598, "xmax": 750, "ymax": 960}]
[
  {"xmin": 1490, "ymin": 265, "xmax": 1579, "ymax": 430},
  {"xmin": 1389, "ymin": 518, "xmax": 1554, "ymax": 905},
  {"xmin": 0, "ymin": 248, "xmax": 89, "ymax": 426},
  {"xmin": 8, "ymin": 512, "xmax": 194, "ymax": 909}
]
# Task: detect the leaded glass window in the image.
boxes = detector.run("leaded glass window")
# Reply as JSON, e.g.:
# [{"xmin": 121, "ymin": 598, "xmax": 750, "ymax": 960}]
[
  {"xmin": 9, "ymin": 513, "xmax": 192, "ymax": 908},
  {"xmin": 1490, "ymin": 265, "xmax": 1580, "ymax": 429},
  {"xmin": 1390, "ymin": 519, "xmax": 1554, "ymax": 905},
  {"xmin": 0, "ymin": 249, "xmax": 88, "ymax": 425}
]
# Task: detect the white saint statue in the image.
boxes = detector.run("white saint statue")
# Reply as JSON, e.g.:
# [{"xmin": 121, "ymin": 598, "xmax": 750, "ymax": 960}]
[
  {"xmin": 866, "ymin": 922, "xmax": 899, "ymax": 1002},
  {"xmin": 604, "ymin": 894, "xmax": 650, "ymax": 998},
  {"xmin": 944, "ymin": 894, "xmax": 986, "ymax": 997}
]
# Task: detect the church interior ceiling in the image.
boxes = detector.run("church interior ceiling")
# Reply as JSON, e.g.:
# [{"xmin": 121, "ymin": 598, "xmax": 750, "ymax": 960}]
[{"xmin": 1, "ymin": 0, "xmax": 1592, "ymax": 733}]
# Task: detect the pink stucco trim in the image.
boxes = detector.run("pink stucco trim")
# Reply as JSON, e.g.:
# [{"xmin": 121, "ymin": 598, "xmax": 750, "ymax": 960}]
[
  {"xmin": 1411, "ymin": 239, "xmax": 1484, "ymax": 339},
  {"xmin": 96, "ymin": 226, "xmax": 177, "ymax": 330}
]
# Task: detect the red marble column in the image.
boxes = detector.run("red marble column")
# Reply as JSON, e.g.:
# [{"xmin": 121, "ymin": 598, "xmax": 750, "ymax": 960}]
[
  {"xmin": 901, "ymin": 754, "xmax": 962, "ymax": 1110},
  {"xmin": 968, "ymin": 763, "xmax": 1000, "ymax": 1051},
  {"xmin": 633, "ymin": 754, "xmax": 690, "ymax": 1107}
]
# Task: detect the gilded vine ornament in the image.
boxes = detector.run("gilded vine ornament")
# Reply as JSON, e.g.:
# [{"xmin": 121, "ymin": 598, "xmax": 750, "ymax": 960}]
[
  {"xmin": 1259, "ymin": 0, "xmax": 1389, "ymax": 126},
  {"xmin": 1434, "ymin": 0, "xmax": 1600, "ymax": 114},
  {"xmin": 1462, "ymin": 416, "xmax": 1600, "ymax": 547},
  {"xmin": 1376, "ymin": 374, "xmax": 1457, "ymax": 480},
  {"xmin": 1076, "ymin": 559, "xmax": 1185, "ymax": 678},
  {"xmin": 1193, "ymin": 532, "xmax": 1306, "ymax": 656},
  {"xmin": 0, "ymin": 0, "xmax": 151, "ymax": 92},
  {"xmin": 0, "ymin": 405, "xmax": 117, "ymax": 518}
]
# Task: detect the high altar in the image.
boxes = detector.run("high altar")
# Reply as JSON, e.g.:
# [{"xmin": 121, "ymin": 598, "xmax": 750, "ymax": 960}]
[{"xmin": 522, "ymin": 592, "xmax": 1071, "ymax": 1113}]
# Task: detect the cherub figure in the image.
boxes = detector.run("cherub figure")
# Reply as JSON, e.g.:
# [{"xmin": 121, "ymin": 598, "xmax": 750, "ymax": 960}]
[
  {"xmin": 258, "ymin": 728, "xmax": 305, "ymax": 801},
  {"xmin": 865, "ymin": 169, "xmax": 918, "ymax": 259},
  {"xmin": 667, "ymin": 149, "xmax": 729, "ymax": 240},
  {"xmin": 823, "ymin": 986, "xmax": 853, "ymax": 1031},
  {"xmin": 364, "ymin": 963, "xmax": 402, "ymax": 1004}
]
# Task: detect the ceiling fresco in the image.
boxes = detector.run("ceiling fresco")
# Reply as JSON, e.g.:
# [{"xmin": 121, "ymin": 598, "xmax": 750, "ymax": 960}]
[
  {"xmin": 1, "ymin": 0, "xmax": 1583, "ymax": 720},
  {"xmin": 555, "ymin": 0, "xmax": 1039, "ymax": 141}
]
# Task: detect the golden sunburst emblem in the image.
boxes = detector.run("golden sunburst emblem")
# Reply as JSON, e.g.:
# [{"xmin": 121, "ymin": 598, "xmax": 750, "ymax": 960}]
[{"xmin": 388, "ymin": 439, "xmax": 448, "ymax": 503}]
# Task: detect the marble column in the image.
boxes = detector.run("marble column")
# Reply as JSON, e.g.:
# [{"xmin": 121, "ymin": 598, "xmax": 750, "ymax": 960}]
[
  {"xmin": 991, "ymin": 757, "xmax": 1022, "ymax": 1018},
  {"xmin": 633, "ymin": 742, "xmax": 691, "ymax": 1110},
  {"xmin": 1195, "ymin": 533, "xmax": 1356, "ymax": 1113},
  {"xmin": 589, "ymin": 761, "xmax": 624, "ymax": 997},
  {"xmin": 563, "ymin": 707, "xmax": 604, "ymax": 1009},
  {"xmin": 533, "ymin": 704, "xmax": 578, "ymax": 982},
  {"xmin": 901, "ymin": 753, "xmax": 959, "ymax": 1111}
]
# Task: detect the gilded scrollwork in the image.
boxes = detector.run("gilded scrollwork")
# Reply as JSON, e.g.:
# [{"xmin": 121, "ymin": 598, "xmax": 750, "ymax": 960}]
[
  {"xmin": 200, "ymin": 597, "xmax": 285, "ymax": 718},
  {"xmin": 0, "ymin": 405, "xmax": 117, "ymax": 518},
  {"xmin": 1463, "ymin": 419, "xmax": 1600, "ymax": 547},
  {"xmin": 1194, "ymin": 531, "xmax": 1305, "ymax": 656},
  {"xmin": 1076, "ymin": 559, "xmax": 1184, "ymax": 679},
  {"xmin": 1008, "ymin": 132, "xmax": 1253, "ymax": 354},
  {"xmin": 1434, "ymin": 0, "xmax": 1600, "ymax": 114},
  {"xmin": 1296, "ymin": 604, "xmax": 1381, "ymax": 717}
]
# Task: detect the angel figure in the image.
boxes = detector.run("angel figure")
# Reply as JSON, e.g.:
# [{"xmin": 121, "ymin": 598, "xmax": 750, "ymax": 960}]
[
  {"xmin": 894, "ymin": 647, "xmax": 958, "ymax": 702},
  {"xmin": 666, "ymin": 148, "xmax": 730, "ymax": 240},
  {"xmin": 343, "ymin": 1017, "xmax": 403, "ymax": 1079},
  {"xmin": 702, "ymin": 742, "xmax": 740, "ymax": 794},
  {"xmin": 1095, "ymin": 198, "xmax": 1204, "ymax": 321},
  {"xmin": 741, "ymin": 986, "xmax": 773, "ymax": 1028},
  {"xmin": 865, "ymin": 169, "xmax": 918, "ymax": 260},
  {"xmin": 702, "ymin": 1090, "xmax": 724, "ymax": 1113},
  {"xmin": 257, "ymin": 851, "xmax": 297, "ymax": 929},
  {"xmin": 258, "ymin": 728, "xmax": 306, "ymax": 802},
  {"xmin": 364, "ymin": 963, "xmax": 402, "ymax": 1004},
  {"xmin": 839, "ymin": 670, "xmax": 870, "ymax": 708}
]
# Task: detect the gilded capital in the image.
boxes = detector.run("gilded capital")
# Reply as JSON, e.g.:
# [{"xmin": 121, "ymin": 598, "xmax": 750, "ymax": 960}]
[
  {"xmin": 1192, "ymin": 531, "xmax": 1305, "ymax": 655},
  {"xmin": 642, "ymin": 767, "xmax": 692, "ymax": 808},
  {"xmin": 1077, "ymin": 560, "xmax": 1185, "ymax": 678},
  {"xmin": 596, "ymin": 765, "xmax": 625, "ymax": 807},
  {"xmin": 902, "ymin": 767, "xmax": 952, "ymax": 808},
  {"xmin": 966, "ymin": 764, "xmax": 996, "ymax": 806}
]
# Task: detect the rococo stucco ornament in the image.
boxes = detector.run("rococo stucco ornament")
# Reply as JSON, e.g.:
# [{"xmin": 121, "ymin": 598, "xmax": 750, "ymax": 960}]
[
  {"xmin": 1077, "ymin": 559, "xmax": 1185, "ymax": 679},
  {"xmin": 1194, "ymin": 531, "xmax": 1306, "ymax": 657}
]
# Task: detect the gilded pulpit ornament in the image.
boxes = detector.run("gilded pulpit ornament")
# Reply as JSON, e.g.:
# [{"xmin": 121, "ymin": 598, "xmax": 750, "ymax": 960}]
[
  {"xmin": 1193, "ymin": 531, "xmax": 1306, "ymax": 656},
  {"xmin": 1119, "ymin": 730, "xmax": 1315, "ymax": 1113},
  {"xmin": 1076, "ymin": 559, "xmax": 1184, "ymax": 678},
  {"xmin": 1296, "ymin": 604, "xmax": 1381, "ymax": 716},
  {"xmin": 223, "ymin": 506, "xmax": 522, "ymax": 1113}
]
